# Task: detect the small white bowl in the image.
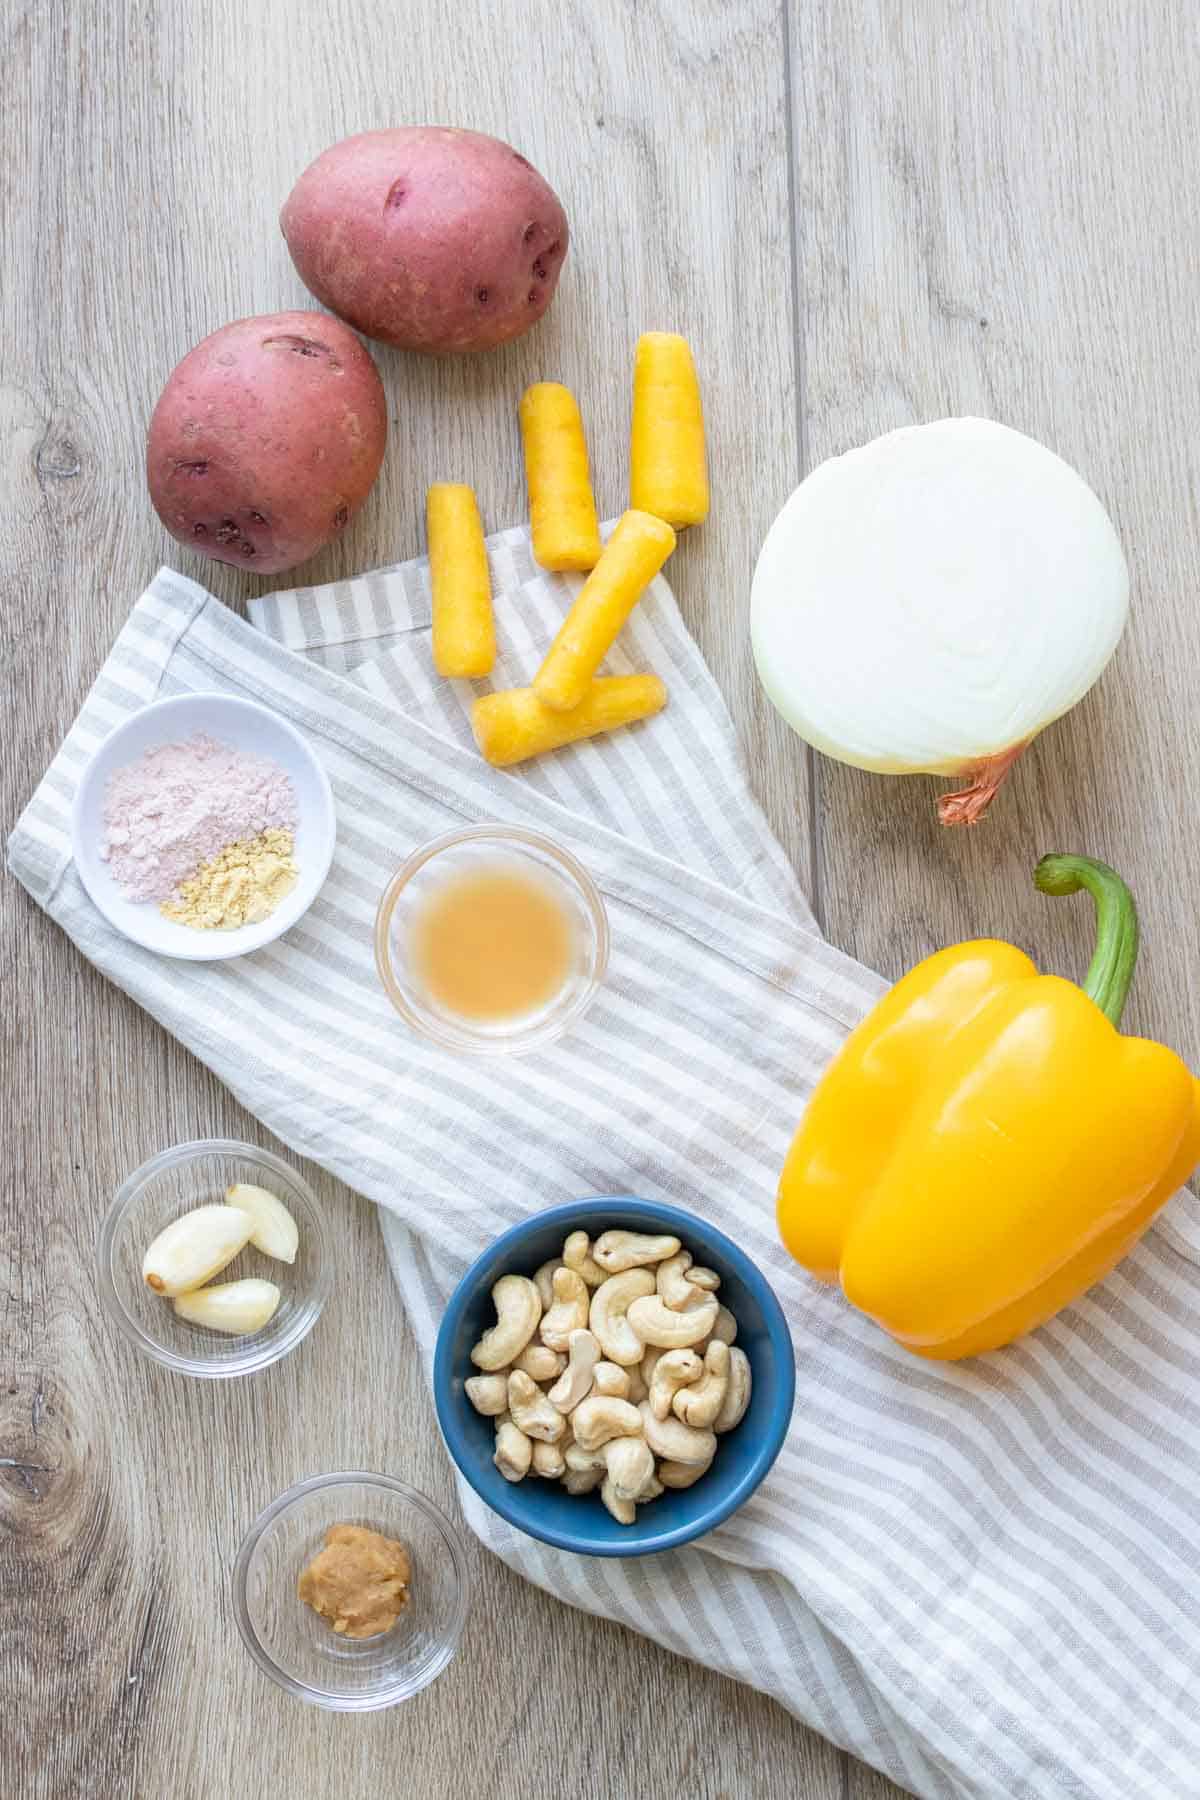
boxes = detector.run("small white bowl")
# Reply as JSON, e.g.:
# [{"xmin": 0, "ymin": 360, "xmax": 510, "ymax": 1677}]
[{"xmin": 71, "ymin": 693, "xmax": 335, "ymax": 961}]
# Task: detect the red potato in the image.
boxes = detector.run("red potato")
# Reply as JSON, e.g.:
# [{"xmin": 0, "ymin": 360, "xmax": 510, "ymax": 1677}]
[
  {"xmin": 280, "ymin": 127, "xmax": 569, "ymax": 354},
  {"xmin": 146, "ymin": 311, "xmax": 387, "ymax": 574}
]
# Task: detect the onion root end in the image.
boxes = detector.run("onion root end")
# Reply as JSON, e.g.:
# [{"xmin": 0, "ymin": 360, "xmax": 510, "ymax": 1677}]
[{"xmin": 937, "ymin": 742, "xmax": 1029, "ymax": 827}]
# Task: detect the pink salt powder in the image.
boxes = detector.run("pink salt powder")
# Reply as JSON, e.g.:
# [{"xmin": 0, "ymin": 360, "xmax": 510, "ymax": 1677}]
[{"xmin": 100, "ymin": 731, "xmax": 298, "ymax": 903}]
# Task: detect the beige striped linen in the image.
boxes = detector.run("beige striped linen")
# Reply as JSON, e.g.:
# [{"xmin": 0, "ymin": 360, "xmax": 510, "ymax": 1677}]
[{"xmin": 10, "ymin": 531, "xmax": 1200, "ymax": 1800}]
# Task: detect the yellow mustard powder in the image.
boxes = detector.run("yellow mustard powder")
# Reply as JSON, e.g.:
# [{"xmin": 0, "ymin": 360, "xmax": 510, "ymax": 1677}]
[{"xmin": 161, "ymin": 829, "xmax": 299, "ymax": 931}]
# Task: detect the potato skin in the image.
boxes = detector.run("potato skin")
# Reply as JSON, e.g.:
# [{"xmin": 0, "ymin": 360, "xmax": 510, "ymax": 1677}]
[
  {"xmin": 146, "ymin": 310, "xmax": 387, "ymax": 574},
  {"xmin": 280, "ymin": 127, "xmax": 569, "ymax": 354}
]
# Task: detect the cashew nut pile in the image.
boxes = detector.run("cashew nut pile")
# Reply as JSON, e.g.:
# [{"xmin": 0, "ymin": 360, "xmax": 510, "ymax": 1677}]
[
  {"xmin": 141, "ymin": 1182, "xmax": 298, "ymax": 1336},
  {"xmin": 466, "ymin": 1229, "xmax": 752, "ymax": 1525}
]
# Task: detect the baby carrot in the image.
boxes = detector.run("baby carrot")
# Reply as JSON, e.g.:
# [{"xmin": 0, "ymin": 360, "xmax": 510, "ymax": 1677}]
[
  {"xmin": 520, "ymin": 382, "xmax": 603, "ymax": 572},
  {"xmin": 472, "ymin": 675, "xmax": 667, "ymax": 767},
  {"xmin": 427, "ymin": 483, "xmax": 495, "ymax": 679},
  {"xmin": 630, "ymin": 331, "xmax": 709, "ymax": 527},
  {"xmin": 532, "ymin": 509, "xmax": 676, "ymax": 713}
]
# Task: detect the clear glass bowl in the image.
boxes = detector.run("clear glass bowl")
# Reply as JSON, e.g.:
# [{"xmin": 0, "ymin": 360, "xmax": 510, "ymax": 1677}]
[
  {"xmin": 233, "ymin": 1471, "xmax": 470, "ymax": 1710},
  {"xmin": 374, "ymin": 824, "xmax": 609, "ymax": 1055},
  {"xmin": 97, "ymin": 1139, "xmax": 331, "ymax": 1378}
]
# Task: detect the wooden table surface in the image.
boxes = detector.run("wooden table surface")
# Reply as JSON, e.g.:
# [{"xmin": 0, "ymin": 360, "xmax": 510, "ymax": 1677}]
[{"xmin": 5, "ymin": 4, "xmax": 1198, "ymax": 1796}]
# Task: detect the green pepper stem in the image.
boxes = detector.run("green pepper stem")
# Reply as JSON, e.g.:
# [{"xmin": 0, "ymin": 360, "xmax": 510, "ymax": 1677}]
[{"xmin": 1033, "ymin": 853, "xmax": 1139, "ymax": 1028}]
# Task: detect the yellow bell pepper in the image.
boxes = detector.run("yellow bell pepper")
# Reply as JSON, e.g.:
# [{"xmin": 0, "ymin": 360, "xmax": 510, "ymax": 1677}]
[{"xmin": 777, "ymin": 855, "xmax": 1200, "ymax": 1359}]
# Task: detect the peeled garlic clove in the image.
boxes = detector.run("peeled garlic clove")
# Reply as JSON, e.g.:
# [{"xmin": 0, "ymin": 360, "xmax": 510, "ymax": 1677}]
[
  {"xmin": 142, "ymin": 1204, "xmax": 255, "ymax": 1296},
  {"xmin": 173, "ymin": 1278, "xmax": 281, "ymax": 1336},
  {"xmin": 225, "ymin": 1182, "xmax": 299, "ymax": 1264}
]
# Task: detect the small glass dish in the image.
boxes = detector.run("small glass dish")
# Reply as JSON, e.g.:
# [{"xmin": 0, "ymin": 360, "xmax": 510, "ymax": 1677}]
[
  {"xmin": 233, "ymin": 1471, "xmax": 471, "ymax": 1710},
  {"xmin": 374, "ymin": 824, "xmax": 609, "ymax": 1056},
  {"xmin": 97, "ymin": 1138, "xmax": 331, "ymax": 1378}
]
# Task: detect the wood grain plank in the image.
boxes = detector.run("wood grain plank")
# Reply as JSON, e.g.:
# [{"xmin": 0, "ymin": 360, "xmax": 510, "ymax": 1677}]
[{"xmin": 1, "ymin": 1, "xmax": 864, "ymax": 1796}]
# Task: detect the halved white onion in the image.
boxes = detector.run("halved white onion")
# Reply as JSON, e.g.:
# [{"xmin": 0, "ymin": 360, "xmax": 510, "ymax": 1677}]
[{"xmin": 750, "ymin": 418, "xmax": 1129, "ymax": 823}]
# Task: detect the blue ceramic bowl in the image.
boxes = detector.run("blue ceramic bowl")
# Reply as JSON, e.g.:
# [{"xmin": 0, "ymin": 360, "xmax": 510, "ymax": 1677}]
[{"xmin": 433, "ymin": 1197, "xmax": 796, "ymax": 1556}]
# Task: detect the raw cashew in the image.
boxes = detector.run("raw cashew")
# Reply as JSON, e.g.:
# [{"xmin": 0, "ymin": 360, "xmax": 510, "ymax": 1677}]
[
  {"xmin": 672, "ymin": 1341, "xmax": 729, "ymax": 1428},
  {"xmin": 683, "ymin": 1287, "xmax": 738, "ymax": 1349},
  {"xmin": 507, "ymin": 1370, "xmax": 566, "ymax": 1443},
  {"xmin": 694, "ymin": 1303, "xmax": 741, "ymax": 1346},
  {"xmin": 564, "ymin": 1441, "xmax": 608, "ymax": 1474},
  {"xmin": 656, "ymin": 1250, "xmax": 696, "ymax": 1310},
  {"xmin": 548, "ymin": 1328, "xmax": 601, "ymax": 1413},
  {"xmin": 589, "ymin": 1268, "xmax": 655, "ymax": 1364},
  {"xmin": 639, "ymin": 1400, "xmax": 716, "ymax": 1466},
  {"xmin": 640, "ymin": 1345, "xmax": 666, "ymax": 1387},
  {"xmin": 658, "ymin": 1456, "xmax": 714, "ymax": 1489},
  {"xmin": 571, "ymin": 1395, "xmax": 644, "ymax": 1452},
  {"xmin": 564, "ymin": 1466, "xmax": 603, "ymax": 1495},
  {"xmin": 471, "ymin": 1274, "xmax": 542, "ymax": 1370},
  {"xmin": 710, "ymin": 1305, "xmax": 738, "ymax": 1346},
  {"xmin": 513, "ymin": 1343, "xmax": 565, "ymax": 1382},
  {"xmin": 638, "ymin": 1474, "xmax": 665, "ymax": 1502},
  {"xmin": 540, "ymin": 1266, "xmax": 590, "ymax": 1351},
  {"xmin": 532, "ymin": 1439, "xmax": 566, "ymax": 1479},
  {"xmin": 687, "ymin": 1266, "xmax": 720, "ymax": 1292},
  {"xmin": 627, "ymin": 1292, "xmax": 717, "ymax": 1349},
  {"xmin": 648, "ymin": 1348, "xmax": 703, "ymax": 1420},
  {"xmin": 464, "ymin": 1373, "xmax": 510, "ymax": 1416},
  {"xmin": 714, "ymin": 1346, "xmax": 752, "ymax": 1433},
  {"xmin": 533, "ymin": 1260, "xmax": 560, "ymax": 1311},
  {"xmin": 592, "ymin": 1361, "xmax": 631, "ymax": 1399},
  {"xmin": 604, "ymin": 1435, "xmax": 655, "ymax": 1502},
  {"xmin": 600, "ymin": 1476, "xmax": 636, "ymax": 1524},
  {"xmin": 626, "ymin": 1365, "xmax": 649, "ymax": 1405},
  {"xmin": 563, "ymin": 1231, "xmax": 606, "ymax": 1287},
  {"xmin": 494, "ymin": 1418, "xmax": 532, "ymax": 1482},
  {"xmin": 680, "ymin": 1288, "xmax": 726, "ymax": 1317},
  {"xmin": 592, "ymin": 1230, "xmax": 681, "ymax": 1273}
]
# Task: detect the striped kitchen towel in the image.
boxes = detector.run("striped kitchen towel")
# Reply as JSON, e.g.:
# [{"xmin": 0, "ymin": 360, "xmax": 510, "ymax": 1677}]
[{"xmin": 11, "ymin": 531, "xmax": 1200, "ymax": 1800}]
